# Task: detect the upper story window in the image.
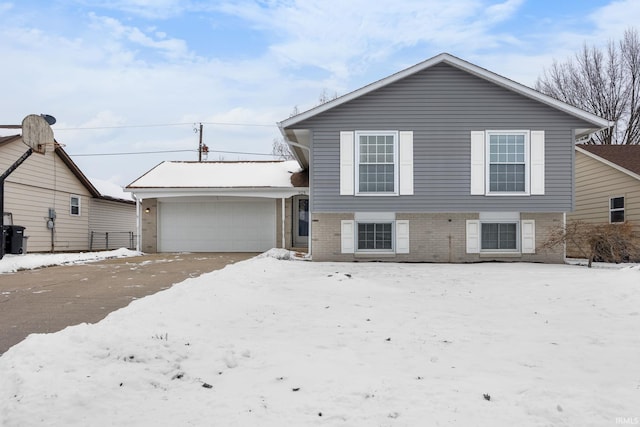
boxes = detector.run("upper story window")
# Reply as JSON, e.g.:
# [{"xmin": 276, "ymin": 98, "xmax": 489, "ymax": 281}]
[
  {"xmin": 610, "ymin": 196, "xmax": 625, "ymax": 223},
  {"xmin": 356, "ymin": 131, "xmax": 398, "ymax": 195},
  {"xmin": 70, "ymin": 195, "xmax": 81, "ymax": 216},
  {"xmin": 487, "ymin": 131, "xmax": 528, "ymax": 194},
  {"xmin": 470, "ymin": 130, "xmax": 544, "ymax": 197}
]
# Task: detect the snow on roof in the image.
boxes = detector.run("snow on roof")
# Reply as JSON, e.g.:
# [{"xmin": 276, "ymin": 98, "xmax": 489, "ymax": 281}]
[
  {"xmin": 90, "ymin": 177, "xmax": 135, "ymax": 201},
  {"xmin": 127, "ymin": 160, "xmax": 302, "ymax": 189}
]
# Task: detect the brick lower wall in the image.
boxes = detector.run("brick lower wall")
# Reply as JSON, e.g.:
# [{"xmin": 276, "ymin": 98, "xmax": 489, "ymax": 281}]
[
  {"xmin": 140, "ymin": 199, "xmax": 158, "ymax": 253},
  {"xmin": 311, "ymin": 212, "xmax": 565, "ymax": 263}
]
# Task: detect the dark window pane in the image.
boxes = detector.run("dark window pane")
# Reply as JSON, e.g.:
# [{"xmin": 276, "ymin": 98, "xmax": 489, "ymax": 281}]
[
  {"xmin": 482, "ymin": 223, "xmax": 517, "ymax": 250},
  {"xmin": 499, "ymin": 223, "xmax": 517, "ymax": 249},
  {"xmin": 298, "ymin": 199, "xmax": 309, "ymax": 236},
  {"xmin": 481, "ymin": 223, "xmax": 499, "ymax": 249},
  {"xmin": 358, "ymin": 223, "xmax": 392, "ymax": 250},
  {"xmin": 611, "ymin": 197, "xmax": 624, "ymax": 209},
  {"xmin": 611, "ymin": 210, "xmax": 625, "ymax": 223}
]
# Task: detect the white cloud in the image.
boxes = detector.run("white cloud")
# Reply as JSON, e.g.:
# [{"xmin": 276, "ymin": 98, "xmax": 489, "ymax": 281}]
[
  {"xmin": 0, "ymin": 2, "xmax": 13, "ymax": 13},
  {"xmin": 590, "ymin": 0, "xmax": 640, "ymax": 37},
  {"xmin": 82, "ymin": 0, "xmax": 193, "ymax": 20},
  {"xmin": 483, "ymin": 0, "xmax": 524, "ymax": 24},
  {"xmin": 217, "ymin": 0, "xmax": 528, "ymax": 80},
  {"xmin": 87, "ymin": 13, "xmax": 192, "ymax": 61}
]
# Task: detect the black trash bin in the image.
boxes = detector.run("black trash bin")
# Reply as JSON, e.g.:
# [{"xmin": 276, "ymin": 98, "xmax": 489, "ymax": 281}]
[{"xmin": 4, "ymin": 225, "xmax": 26, "ymax": 254}]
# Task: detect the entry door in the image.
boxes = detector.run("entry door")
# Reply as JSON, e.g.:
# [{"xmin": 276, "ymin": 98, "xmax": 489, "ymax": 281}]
[{"xmin": 293, "ymin": 196, "xmax": 309, "ymax": 247}]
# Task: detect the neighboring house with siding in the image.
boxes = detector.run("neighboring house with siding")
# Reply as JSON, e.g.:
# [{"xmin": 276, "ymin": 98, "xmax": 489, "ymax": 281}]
[
  {"xmin": 567, "ymin": 144, "xmax": 640, "ymax": 257},
  {"xmin": 1, "ymin": 134, "xmax": 135, "ymax": 252},
  {"xmin": 279, "ymin": 53, "xmax": 610, "ymax": 263}
]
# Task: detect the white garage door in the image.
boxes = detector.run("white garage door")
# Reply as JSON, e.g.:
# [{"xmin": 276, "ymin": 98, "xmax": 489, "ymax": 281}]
[{"xmin": 158, "ymin": 199, "xmax": 276, "ymax": 252}]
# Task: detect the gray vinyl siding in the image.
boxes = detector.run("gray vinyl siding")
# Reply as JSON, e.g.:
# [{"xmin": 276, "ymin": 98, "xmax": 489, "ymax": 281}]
[{"xmin": 294, "ymin": 63, "xmax": 596, "ymax": 213}]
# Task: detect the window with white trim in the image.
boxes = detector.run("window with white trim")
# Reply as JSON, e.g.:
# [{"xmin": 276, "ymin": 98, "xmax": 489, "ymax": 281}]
[
  {"xmin": 356, "ymin": 131, "xmax": 398, "ymax": 194},
  {"xmin": 487, "ymin": 131, "xmax": 528, "ymax": 194},
  {"xmin": 481, "ymin": 222, "xmax": 518, "ymax": 251},
  {"xmin": 610, "ymin": 196, "xmax": 625, "ymax": 223},
  {"xmin": 466, "ymin": 216, "xmax": 535, "ymax": 254},
  {"xmin": 488, "ymin": 132, "xmax": 527, "ymax": 193},
  {"xmin": 341, "ymin": 216, "xmax": 410, "ymax": 255},
  {"xmin": 340, "ymin": 131, "xmax": 413, "ymax": 196},
  {"xmin": 70, "ymin": 195, "xmax": 81, "ymax": 216},
  {"xmin": 358, "ymin": 222, "xmax": 393, "ymax": 251},
  {"xmin": 470, "ymin": 130, "xmax": 544, "ymax": 196}
]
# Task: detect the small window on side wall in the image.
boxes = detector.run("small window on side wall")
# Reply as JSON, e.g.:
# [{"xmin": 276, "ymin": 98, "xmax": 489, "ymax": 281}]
[
  {"xmin": 70, "ymin": 195, "xmax": 81, "ymax": 216},
  {"xmin": 610, "ymin": 196, "xmax": 624, "ymax": 223}
]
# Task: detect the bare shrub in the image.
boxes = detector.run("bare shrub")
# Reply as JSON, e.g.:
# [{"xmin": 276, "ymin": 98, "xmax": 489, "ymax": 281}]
[{"xmin": 543, "ymin": 220, "xmax": 640, "ymax": 267}]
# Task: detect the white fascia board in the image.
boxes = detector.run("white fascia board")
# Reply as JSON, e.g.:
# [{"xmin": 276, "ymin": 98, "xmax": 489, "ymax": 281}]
[
  {"xmin": 575, "ymin": 146, "xmax": 640, "ymax": 182},
  {"xmin": 128, "ymin": 187, "xmax": 309, "ymax": 200},
  {"xmin": 279, "ymin": 53, "xmax": 612, "ymax": 131},
  {"xmin": 278, "ymin": 125, "xmax": 310, "ymax": 168}
]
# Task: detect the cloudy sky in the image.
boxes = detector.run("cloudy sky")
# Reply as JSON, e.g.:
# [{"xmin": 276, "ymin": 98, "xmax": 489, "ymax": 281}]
[{"xmin": 1, "ymin": 0, "xmax": 638, "ymax": 190}]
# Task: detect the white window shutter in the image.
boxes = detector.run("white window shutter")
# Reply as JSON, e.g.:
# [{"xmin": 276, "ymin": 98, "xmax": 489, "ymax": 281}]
[
  {"xmin": 340, "ymin": 131, "xmax": 355, "ymax": 195},
  {"xmin": 521, "ymin": 220, "xmax": 536, "ymax": 254},
  {"xmin": 466, "ymin": 220, "xmax": 480, "ymax": 253},
  {"xmin": 530, "ymin": 131, "xmax": 545, "ymax": 195},
  {"xmin": 395, "ymin": 220, "xmax": 410, "ymax": 254},
  {"xmin": 399, "ymin": 131, "xmax": 414, "ymax": 195},
  {"xmin": 470, "ymin": 131, "xmax": 485, "ymax": 195},
  {"xmin": 341, "ymin": 220, "xmax": 355, "ymax": 253}
]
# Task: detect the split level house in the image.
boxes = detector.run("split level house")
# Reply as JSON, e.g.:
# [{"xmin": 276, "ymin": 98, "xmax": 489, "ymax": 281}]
[
  {"xmin": 127, "ymin": 53, "xmax": 610, "ymax": 263},
  {"xmin": 566, "ymin": 144, "xmax": 640, "ymax": 257},
  {"xmin": 1, "ymin": 134, "xmax": 136, "ymax": 252},
  {"xmin": 280, "ymin": 53, "xmax": 610, "ymax": 262}
]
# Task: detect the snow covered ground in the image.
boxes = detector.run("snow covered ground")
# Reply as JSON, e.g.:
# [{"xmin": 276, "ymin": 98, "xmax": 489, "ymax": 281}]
[
  {"xmin": 0, "ymin": 248, "xmax": 141, "ymax": 273},
  {"xmin": 0, "ymin": 250, "xmax": 638, "ymax": 426}
]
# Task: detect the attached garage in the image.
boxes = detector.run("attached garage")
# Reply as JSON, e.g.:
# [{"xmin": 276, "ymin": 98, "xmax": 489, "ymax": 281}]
[
  {"xmin": 125, "ymin": 160, "xmax": 309, "ymax": 254},
  {"xmin": 158, "ymin": 198, "xmax": 276, "ymax": 252}
]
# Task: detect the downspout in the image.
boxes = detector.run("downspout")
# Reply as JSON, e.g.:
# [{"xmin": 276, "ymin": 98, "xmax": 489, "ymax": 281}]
[
  {"xmin": 134, "ymin": 194, "xmax": 141, "ymax": 252},
  {"xmin": 562, "ymin": 212, "xmax": 566, "ymax": 262},
  {"xmin": 281, "ymin": 198, "xmax": 285, "ymax": 249}
]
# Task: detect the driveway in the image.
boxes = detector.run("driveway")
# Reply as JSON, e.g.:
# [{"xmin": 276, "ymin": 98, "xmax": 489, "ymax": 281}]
[{"xmin": 0, "ymin": 252, "xmax": 257, "ymax": 355}]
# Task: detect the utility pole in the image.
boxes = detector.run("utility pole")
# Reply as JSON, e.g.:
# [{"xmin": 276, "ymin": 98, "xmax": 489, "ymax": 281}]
[{"xmin": 198, "ymin": 123, "xmax": 203, "ymax": 162}]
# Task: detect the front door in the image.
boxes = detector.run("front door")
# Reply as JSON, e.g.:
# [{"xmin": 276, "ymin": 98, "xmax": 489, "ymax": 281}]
[{"xmin": 293, "ymin": 196, "xmax": 309, "ymax": 247}]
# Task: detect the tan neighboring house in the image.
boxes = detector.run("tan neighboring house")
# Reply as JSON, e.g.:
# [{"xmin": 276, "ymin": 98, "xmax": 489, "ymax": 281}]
[
  {"xmin": 1, "ymin": 135, "xmax": 135, "ymax": 252},
  {"xmin": 567, "ymin": 144, "xmax": 640, "ymax": 256}
]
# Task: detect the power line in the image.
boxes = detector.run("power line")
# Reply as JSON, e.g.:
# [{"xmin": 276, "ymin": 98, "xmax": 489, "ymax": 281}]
[
  {"xmin": 70, "ymin": 149, "xmax": 196, "ymax": 156},
  {"xmin": 55, "ymin": 121, "xmax": 274, "ymax": 131},
  {"xmin": 68, "ymin": 148, "xmax": 277, "ymax": 157}
]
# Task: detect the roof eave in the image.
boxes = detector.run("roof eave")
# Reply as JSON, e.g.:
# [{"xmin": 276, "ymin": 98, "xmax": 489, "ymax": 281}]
[
  {"xmin": 575, "ymin": 145, "xmax": 640, "ymax": 182},
  {"xmin": 54, "ymin": 143, "xmax": 102, "ymax": 198},
  {"xmin": 126, "ymin": 186, "xmax": 309, "ymax": 199}
]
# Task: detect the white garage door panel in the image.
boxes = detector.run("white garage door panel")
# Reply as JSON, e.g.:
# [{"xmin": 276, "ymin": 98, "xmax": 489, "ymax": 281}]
[{"xmin": 159, "ymin": 200, "xmax": 276, "ymax": 252}]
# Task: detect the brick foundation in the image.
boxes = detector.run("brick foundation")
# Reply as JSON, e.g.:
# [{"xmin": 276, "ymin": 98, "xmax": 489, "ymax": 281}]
[{"xmin": 311, "ymin": 212, "xmax": 564, "ymax": 263}]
